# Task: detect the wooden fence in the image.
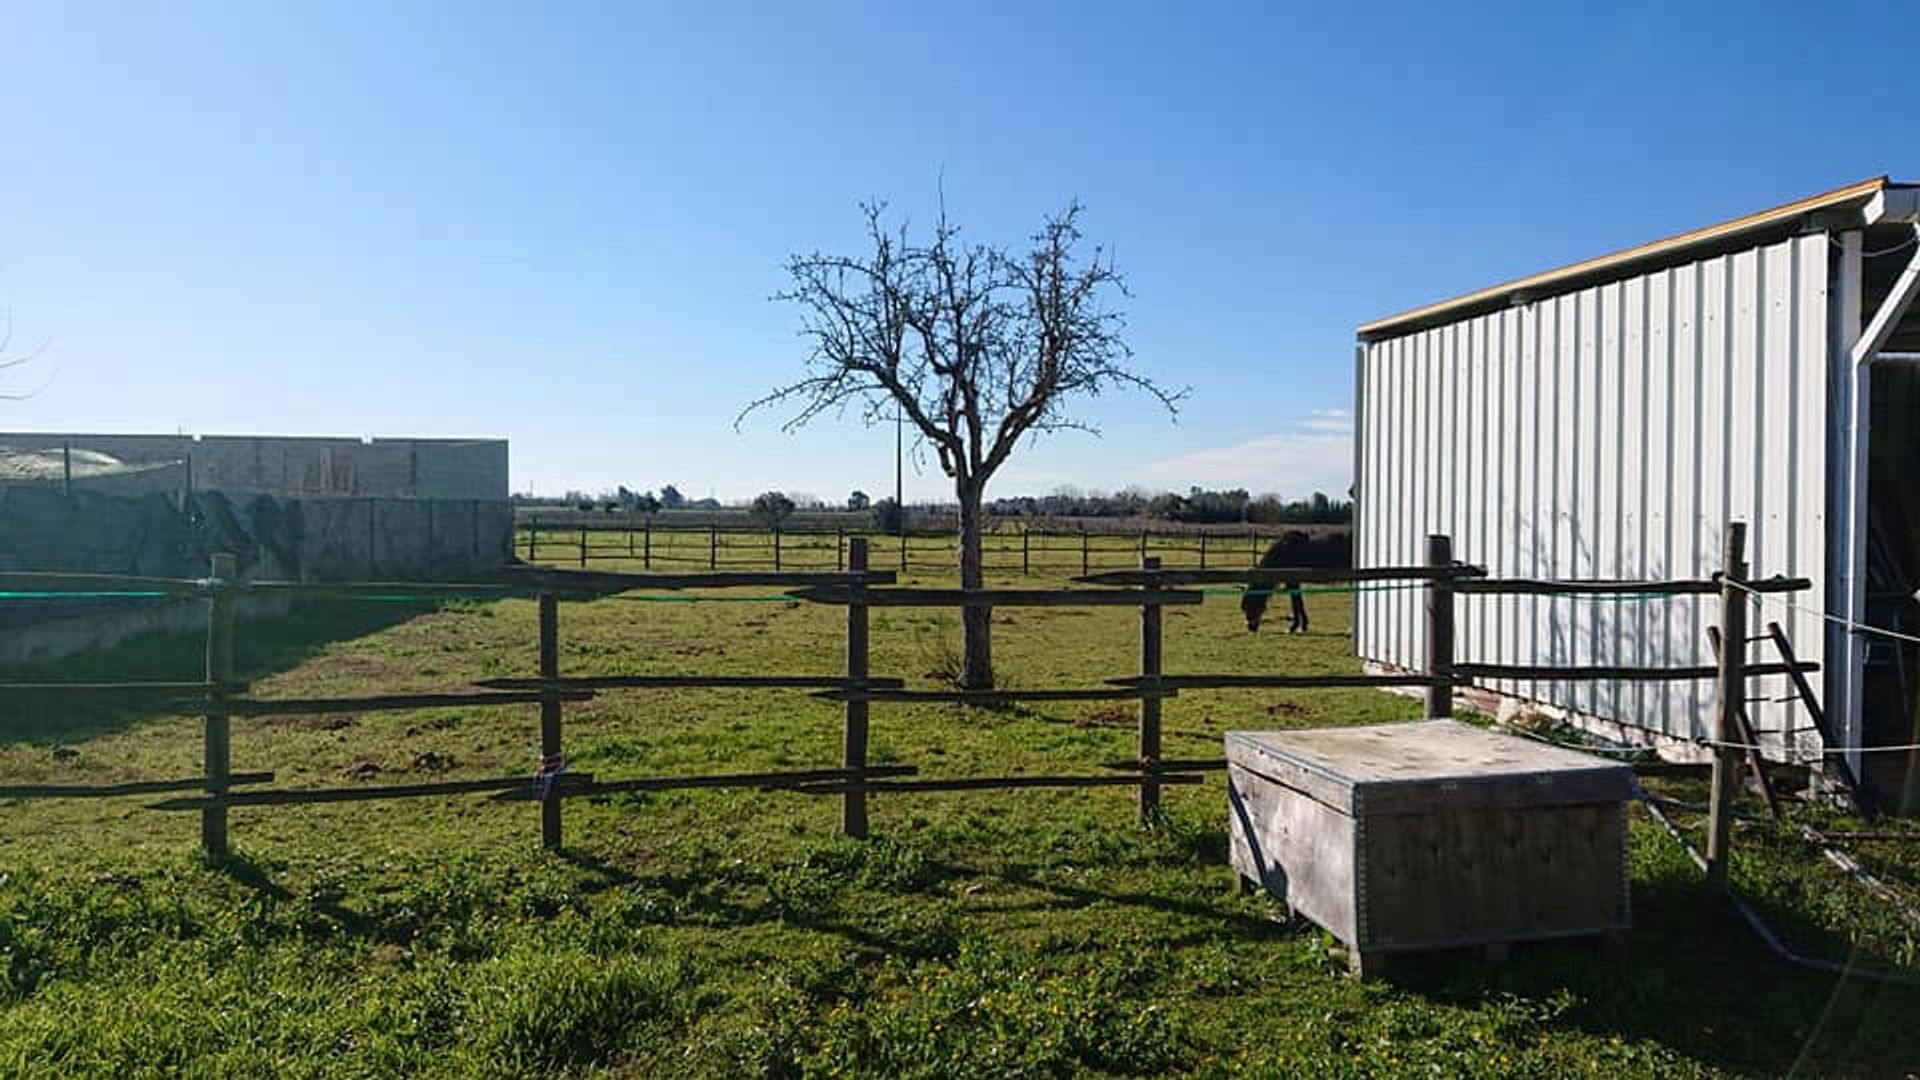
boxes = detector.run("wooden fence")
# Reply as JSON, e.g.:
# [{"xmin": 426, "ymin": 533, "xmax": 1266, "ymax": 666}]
[
  {"xmin": 515, "ymin": 518, "xmax": 1330, "ymax": 576},
  {"xmin": 0, "ymin": 524, "xmax": 1817, "ymax": 891}
]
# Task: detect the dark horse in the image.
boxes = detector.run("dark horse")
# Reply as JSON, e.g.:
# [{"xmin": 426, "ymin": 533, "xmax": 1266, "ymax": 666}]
[{"xmin": 1241, "ymin": 530, "xmax": 1351, "ymax": 634}]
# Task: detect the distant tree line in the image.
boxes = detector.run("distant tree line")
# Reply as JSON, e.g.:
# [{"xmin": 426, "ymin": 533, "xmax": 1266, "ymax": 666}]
[
  {"xmin": 986, "ymin": 486, "xmax": 1349, "ymax": 525},
  {"xmin": 516, "ymin": 483, "xmax": 1350, "ymax": 527}
]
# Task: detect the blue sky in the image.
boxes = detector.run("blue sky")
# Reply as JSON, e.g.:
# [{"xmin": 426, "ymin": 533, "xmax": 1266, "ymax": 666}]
[{"xmin": 2, "ymin": 1, "xmax": 1914, "ymax": 503}]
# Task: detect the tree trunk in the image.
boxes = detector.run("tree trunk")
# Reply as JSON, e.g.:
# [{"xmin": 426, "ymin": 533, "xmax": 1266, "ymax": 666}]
[{"xmin": 957, "ymin": 481, "xmax": 994, "ymax": 689}]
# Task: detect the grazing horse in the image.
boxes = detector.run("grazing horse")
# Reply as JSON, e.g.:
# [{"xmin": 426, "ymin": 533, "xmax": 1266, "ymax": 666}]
[
  {"xmin": 1242, "ymin": 531, "xmax": 1311, "ymax": 633},
  {"xmin": 1241, "ymin": 530, "xmax": 1351, "ymax": 634}
]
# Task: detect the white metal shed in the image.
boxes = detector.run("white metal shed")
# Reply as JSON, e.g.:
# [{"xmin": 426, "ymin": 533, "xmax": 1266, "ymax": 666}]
[{"xmin": 1353, "ymin": 177, "xmax": 1920, "ymax": 801}]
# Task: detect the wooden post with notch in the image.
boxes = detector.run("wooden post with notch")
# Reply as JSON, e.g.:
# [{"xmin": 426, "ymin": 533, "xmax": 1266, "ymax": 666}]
[
  {"xmin": 1426, "ymin": 534, "xmax": 1454, "ymax": 719},
  {"xmin": 773, "ymin": 526, "xmax": 782, "ymax": 571},
  {"xmin": 1706, "ymin": 522, "xmax": 1747, "ymax": 896},
  {"xmin": 1706, "ymin": 624, "xmax": 1779, "ymax": 818},
  {"xmin": 538, "ymin": 593, "xmax": 564, "ymax": 850},
  {"xmin": 643, "ymin": 517, "xmax": 652, "ymax": 569},
  {"xmin": 202, "ymin": 552, "xmax": 237, "ymax": 857},
  {"xmin": 1081, "ymin": 529, "xmax": 1090, "ymax": 577},
  {"xmin": 843, "ymin": 538, "xmax": 871, "ymax": 837},
  {"xmin": 709, "ymin": 524, "xmax": 718, "ymax": 570},
  {"xmin": 578, "ymin": 526, "xmax": 587, "ymax": 568},
  {"xmin": 1139, "ymin": 554, "xmax": 1164, "ymax": 825},
  {"xmin": 1022, "ymin": 528, "xmax": 1031, "ymax": 575}
]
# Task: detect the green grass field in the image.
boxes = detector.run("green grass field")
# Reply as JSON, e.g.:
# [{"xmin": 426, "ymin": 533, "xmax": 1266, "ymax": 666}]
[{"xmin": 2, "ymin": 554, "xmax": 1918, "ymax": 1077}]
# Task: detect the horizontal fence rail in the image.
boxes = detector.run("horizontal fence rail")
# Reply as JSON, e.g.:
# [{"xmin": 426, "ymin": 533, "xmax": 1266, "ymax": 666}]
[
  {"xmin": 1, "ymin": 521, "xmax": 1819, "ymax": 899},
  {"xmin": 512, "ymin": 519, "xmax": 1348, "ymax": 576}
]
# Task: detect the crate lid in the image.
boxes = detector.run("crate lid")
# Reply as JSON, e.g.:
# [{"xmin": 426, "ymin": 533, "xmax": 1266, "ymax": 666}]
[{"xmin": 1225, "ymin": 720, "xmax": 1637, "ymax": 816}]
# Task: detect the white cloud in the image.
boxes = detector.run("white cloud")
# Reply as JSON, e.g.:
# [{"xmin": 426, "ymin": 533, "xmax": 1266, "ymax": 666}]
[{"xmin": 1141, "ymin": 412, "xmax": 1352, "ymax": 498}]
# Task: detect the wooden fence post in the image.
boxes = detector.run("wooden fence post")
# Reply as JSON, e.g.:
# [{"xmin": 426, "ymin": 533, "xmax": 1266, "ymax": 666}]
[
  {"xmin": 1022, "ymin": 528, "xmax": 1031, "ymax": 575},
  {"xmin": 843, "ymin": 539, "xmax": 871, "ymax": 838},
  {"xmin": 709, "ymin": 525, "xmax": 718, "ymax": 570},
  {"xmin": 1706, "ymin": 522, "xmax": 1748, "ymax": 896},
  {"xmin": 627, "ymin": 520, "xmax": 636, "ymax": 559},
  {"xmin": 836, "ymin": 528, "xmax": 845, "ymax": 572},
  {"xmin": 774, "ymin": 526, "xmax": 782, "ymax": 571},
  {"xmin": 643, "ymin": 517, "xmax": 652, "ymax": 569},
  {"xmin": 538, "ymin": 593, "xmax": 564, "ymax": 850},
  {"xmin": 201, "ymin": 552, "xmax": 237, "ymax": 858},
  {"xmin": 1081, "ymin": 529, "xmax": 1090, "ymax": 577},
  {"xmin": 1426, "ymin": 534, "xmax": 1454, "ymax": 718},
  {"xmin": 1250, "ymin": 533, "xmax": 1260, "ymax": 566},
  {"xmin": 578, "ymin": 526, "xmax": 588, "ymax": 568},
  {"xmin": 1199, "ymin": 533, "xmax": 1208, "ymax": 570},
  {"xmin": 1139, "ymin": 554, "xmax": 1163, "ymax": 825},
  {"xmin": 528, "ymin": 520, "xmax": 538, "ymax": 562}
]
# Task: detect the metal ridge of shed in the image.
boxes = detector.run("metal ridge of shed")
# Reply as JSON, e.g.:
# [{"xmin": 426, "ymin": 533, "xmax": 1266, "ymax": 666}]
[{"xmin": 1358, "ymin": 176, "xmax": 1904, "ymax": 341}]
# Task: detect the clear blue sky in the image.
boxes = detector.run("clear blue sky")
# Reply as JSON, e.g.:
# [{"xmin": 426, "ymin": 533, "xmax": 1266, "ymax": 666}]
[{"xmin": 3, "ymin": 1, "xmax": 1914, "ymax": 503}]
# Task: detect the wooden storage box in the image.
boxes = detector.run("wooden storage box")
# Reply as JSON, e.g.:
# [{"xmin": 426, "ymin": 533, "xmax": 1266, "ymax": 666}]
[{"xmin": 1226, "ymin": 720, "xmax": 1634, "ymax": 974}]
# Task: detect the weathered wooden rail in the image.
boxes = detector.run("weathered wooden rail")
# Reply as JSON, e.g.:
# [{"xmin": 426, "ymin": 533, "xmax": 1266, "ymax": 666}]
[{"xmin": 1, "ymin": 524, "xmax": 1814, "ymax": 892}]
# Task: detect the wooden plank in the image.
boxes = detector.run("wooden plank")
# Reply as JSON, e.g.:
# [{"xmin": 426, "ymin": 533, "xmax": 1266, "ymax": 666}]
[
  {"xmin": 1110, "ymin": 673, "xmax": 1444, "ymax": 690},
  {"xmin": 1139, "ymin": 556, "xmax": 1165, "ymax": 823},
  {"xmin": 480, "ymin": 675, "xmax": 903, "ymax": 691},
  {"xmin": 0, "ymin": 771, "xmax": 273, "ymax": 799},
  {"xmin": 1706, "ymin": 525, "xmax": 1748, "ymax": 894},
  {"xmin": 241, "ymin": 580, "xmax": 518, "ymax": 599},
  {"xmin": 1455, "ymin": 574, "xmax": 1809, "ymax": 596},
  {"xmin": 1075, "ymin": 565, "xmax": 1479, "ymax": 587},
  {"xmin": 1706, "ymin": 625, "xmax": 1780, "ymax": 819},
  {"xmin": 1427, "ymin": 535, "xmax": 1454, "ymax": 718},
  {"xmin": 502, "ymin": 566, "xmax": 896, "ymax": 593},
  {"xmin": 202, "ymin": 553, "xmax": 236, "ymax": 857},
  {"xmin": 791, "ymin": 773, "xmax": 1206, "ymax": 794},
  {"xmin": 0, "ymin": 681, "xmax": 247, "ymax": 698},
  {"xmin": 788, "ymin": 586, "xmax": 1204, "ymax": 607},
  {"xmin": 225, "ymin": 689, "xmax": 593, "ymax": 716},
  {"xmin": 1456, "ymin": 660, "xmax": 1813, "ymax": 682},
  {"xmin": 538, "ymin": 594, "xmax": 564, "ymax": 849},
  {"xmin": 489, "ymin": 764, "xmax": 919, "ymax": 801},
  {"xmin": 1099, "ymin": 757, "xmax": 1227, "ymax": 773},
  {"xmin": 815, "ymin": 686, "xmax": 1171, "ymax": 704},
  {"xmin": 148, "ymin": 774, "xmax": 595, "ymax": 810},
  {"xmin": 0, "ymin": 571, "xmax": 207, "ymax": 596},
  {"xmin": 843, "ymin": 539, "xmax": 871, "ymax": 838}
]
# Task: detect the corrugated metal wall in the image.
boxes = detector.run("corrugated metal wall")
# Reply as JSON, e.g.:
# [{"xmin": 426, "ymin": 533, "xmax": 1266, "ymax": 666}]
[{"xmin": 1355, "ymin": 233, "xmax": 1830, "ymax": 756}]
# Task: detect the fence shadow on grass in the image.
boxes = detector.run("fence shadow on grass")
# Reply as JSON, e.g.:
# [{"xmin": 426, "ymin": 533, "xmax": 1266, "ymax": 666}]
[{"xmin": 0, "ymin": 598, "xmax": 446, "ymax": 746}]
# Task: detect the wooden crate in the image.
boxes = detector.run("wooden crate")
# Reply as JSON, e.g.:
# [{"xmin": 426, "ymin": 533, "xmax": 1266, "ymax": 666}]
[{"xmin": 1226, "ymin": 720, "xmax": 1635, "ymax": 975}]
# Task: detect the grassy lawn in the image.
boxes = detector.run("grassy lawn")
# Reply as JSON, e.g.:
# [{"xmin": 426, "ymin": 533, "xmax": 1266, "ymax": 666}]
[{"xmin": 2, "ymin": 555, "xmax": 1918, "ymax": 1077}]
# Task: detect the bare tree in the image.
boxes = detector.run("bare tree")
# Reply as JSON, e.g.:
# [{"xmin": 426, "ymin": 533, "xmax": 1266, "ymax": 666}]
[
  {"xmin": 743, "ymin": 201, "xmax": 1183, "ymax": 688},
  {"xmin": 0, "ymin": 310, "xmax": 47, "ymax": 400}
]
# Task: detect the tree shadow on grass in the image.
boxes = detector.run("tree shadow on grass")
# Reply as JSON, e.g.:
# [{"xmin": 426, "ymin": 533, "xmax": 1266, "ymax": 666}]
[{"xmin": 0, "ymin": 598, "xmax": 446, "ymax": 746}]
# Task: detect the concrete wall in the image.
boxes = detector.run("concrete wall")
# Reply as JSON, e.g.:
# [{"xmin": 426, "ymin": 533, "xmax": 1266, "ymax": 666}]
[
  {"xmin": 0, "ymin": 433, "xmax": 507, "ymax": 500},
  {"xmin": 0, "ymin": 488, "xmax": 513, "ymax": 665}
]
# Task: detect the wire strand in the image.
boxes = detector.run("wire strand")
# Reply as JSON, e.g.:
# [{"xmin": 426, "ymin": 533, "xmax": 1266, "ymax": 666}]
[{"xmin": 1725, "ymin": 577, "xmax": 1920, "ymax": 646}]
